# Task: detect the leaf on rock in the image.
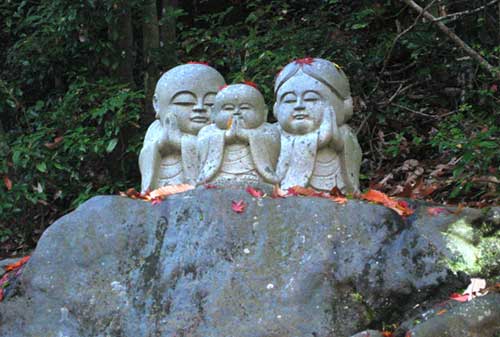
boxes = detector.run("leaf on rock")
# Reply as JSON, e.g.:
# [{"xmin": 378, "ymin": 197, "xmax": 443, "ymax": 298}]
[
  {"xmin": 119, "ymin": 187, "xmax": 142, "ymax": 199},
  {"xmin": 204, "ymin": 184, "xmax": 218, "ymax": 189},
  {"xmin": 449, "ymin": 293, "xmax": 469, "ymax": 302},
  {"xmin": 271, "ymin": 185, "xmax": 287, "ymax": 198},
  {"xmin": 4, "ymin": 256, "xmax": 30, "ymax": 272},
  {"xmin": 436, "ymin": 309, "xmax": 447, "ymax": 316},
  {"xmin": 149, "ymin": 184, "xmax": 195, "ymax": 200},
  {"xmin": 226, "ymin": 116, "xmax": 233, "ymax": 129},
  {"xmin": 287, "ymin": 185, "xmax": 323, "ymax": 197},
  {"xmin": 151, "ymin": 197, "xmax": 163, "ymax": 205},
  {"xmin": 246, "ymin": 186, "xmax": 264, "ymax": 198},
  {"xmin": 427, "ymin": 207, "xmax": 450, "ymax": 216},
  {"xmin": 231, "ymin": 200, "xmax": 247, "ymax": 213},
  {"xmin": 361, "ymin": 189, "xmax": 414, "ymax": 216},
  {"xmin": 3, "ymin": 176, "xmax": 12, "ymax": 190},
  {"xmin": 381, "ymin": 331, "xmax": 394, "ymax": 337}
]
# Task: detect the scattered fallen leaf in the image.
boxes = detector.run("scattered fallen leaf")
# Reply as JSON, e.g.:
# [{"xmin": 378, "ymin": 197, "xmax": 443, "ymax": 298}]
[
  {"xmin": 329, "ymin": 196, "xmax": 348, "ymax": 204},
  {"xmin": 427, "ymin": 207, "xmax": 450, "ymax": 216},
  {"xmin": 227, "ymin": 116, "xmax": 233, "ymax": 129},
  {"xmin": 436, "ymin": 309, "xmax": 447, "ymax": 316},
  {"xmin": 151, "ymin": 197, "xmax": 163, "ymax": 205},
  {"xmin": 231, "ymin": 200, "xmax": 247, "ymax": 213},
  {"xmin": 361, "ymin": 189, "xmax": 414, "ymax": 216},
  {"xmin": 149, "ymin": 184, "xmax": 194, "ymax": 200},
  {"xmin": 204, "ymin": 184, "xmax": 218, "ymax": 189},
  {"xmin": 449, "ymin": 293, "xmax": 469, "ymax": 302},
  {"xmin": 4, "ymin": 256, "xmax": 30, "ymax": 272},
  {"xmin": 288, "ymin": 186, "xmax": 324, "ymax": 197},
  {"xmin": 329, "ymin": 186, "xmax": 345, "ymax": 198},
  {"xmin": 381, "ymin": 331, "xmax": 393, "ymax": 337},
  {"xmin": 246, "ymin": 186, "xmax": 264, "ymax": 198},
  {"xmin": 271, "ymin": 185, "xmax": 287, "ymax": 198},
  {"xmin": 405, "ymin": 332, "xmax": 412, "ymax": 337},
  {"xmin": 119, "ymin": 187, "xmax": 142, "ymax": 199},
  {"xmin": 0, "ymin": 289, "xmax": 3, "ymax": 302},
  {"xmin": 3, "ymin": 176, "xmax": 12, "ymax": 190},
  {"xmin": 44, "ymin": 136, "xmax": 64, "ymax": 149}
]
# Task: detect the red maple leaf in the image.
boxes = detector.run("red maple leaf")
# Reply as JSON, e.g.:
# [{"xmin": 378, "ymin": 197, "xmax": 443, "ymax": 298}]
[
  {"xmin": 204, "ymin": 184, "xmax": 218, "ymax": 189},
  {"xmin": 246, "ymin": 186, "xmax": 264, "ymax": 198},
  {"xmin": 427, "ymin": 207, "xmax": 450, "ymax": 216},
  {"xmin": 243, "ymin": 81, "xmax": 258, "ymax": 89},
  {"xmin": 361, "ymin": 189, "xmax": 414, "ymax": 217},
  {"xmin": 218, "ymin": 84, "xmax": 228, "ymax": 91},
  {"xmin": 381, "ymin": 331, "xmax": 393, "ymax": 337},
  {"xmin": 4, "ymin": 256, "xmax": 30, "ymax": 272},
  {"xmin": 295, "ymin": 57, "xmax": 314, "ymax": 65},
  {"xmin": 449, "ymin": 292, "xmax": 469, "ymax": 302},
  {"xmin": 187, "ymin": 61, "xmax": 209, "ymax": 66},
  {"xmin": 151, "ymin": 197, "xmax": 163, "ymax": 205},
  {"xmin": 231, "ymin": 200, "xmax": 247, "ymax": 213}
]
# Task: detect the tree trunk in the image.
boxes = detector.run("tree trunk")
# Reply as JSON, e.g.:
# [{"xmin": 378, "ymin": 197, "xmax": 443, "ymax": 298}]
[
  {"xmin": 143, "ymin": 0, "xmax": 160, "ymax": 125},
  {"xmin": 159, "ymin": 0, "xmax": 179, "ymax": 69},
  {"xmin": 110, "ymin": 1, "xmax": 135, "ymax": 86}
]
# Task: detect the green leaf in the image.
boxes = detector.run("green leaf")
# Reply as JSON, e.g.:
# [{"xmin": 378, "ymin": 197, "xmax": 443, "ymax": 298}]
[
  {"xmin": 478, "ymin": 141, "xmax": 497, "ymax": 149},
  {"xmin": 351, "ymin": 23, "xmax": 368, "ymax": 30},
  {"xmin": 36, "ymin": 162, "xmax": 47, "ymax": 172},
  {"xmin": 106, "ymin": 138, "xmax": 118, "ymax": 153}
]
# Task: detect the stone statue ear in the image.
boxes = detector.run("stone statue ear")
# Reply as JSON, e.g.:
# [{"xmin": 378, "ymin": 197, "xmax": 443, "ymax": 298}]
[
  {"xmin": 153, "ymin": 94, "xmax": 160, "ymax": 119},
  {"xmin": 342, "ymin": 96, "xmax": 353, "ymax": 124}
]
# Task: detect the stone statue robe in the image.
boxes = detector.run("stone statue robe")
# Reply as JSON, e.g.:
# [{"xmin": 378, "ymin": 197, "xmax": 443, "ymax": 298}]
[
  {"xmin": 139, "ymin": 120, "xmax": 199, "ymax": 191},
  {"xmin": 276, "ymin": 125, "xmax": 361, "ymax": 193},
  {"xmin": 197, "ymin": 124, "xmax": 280, "ymax": 185}
]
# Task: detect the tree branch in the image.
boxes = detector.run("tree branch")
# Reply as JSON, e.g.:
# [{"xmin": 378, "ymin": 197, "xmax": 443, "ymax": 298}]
[
  {"xmin": 369, "ymin": 0, "xmax": 437, "ymax": 96},
  {"xmin": 401, "ymin": 0, "xmax": 500, "ymax": 80},
  {"xmin": 433, "ymin": 0, "xmax": 499, "ymax": 22}
]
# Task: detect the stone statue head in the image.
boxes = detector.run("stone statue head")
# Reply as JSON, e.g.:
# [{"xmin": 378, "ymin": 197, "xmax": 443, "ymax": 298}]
[
  {"xmin": 212, "ymin": 83, "xmax": 268, "ymax": 130},
  {"xmin": 153, "ymin": 63, "xmax": 226, "ymax": 135},
  {"xmin": 273, "ymin": 58, "xmax": 352, "ymax": 135}
]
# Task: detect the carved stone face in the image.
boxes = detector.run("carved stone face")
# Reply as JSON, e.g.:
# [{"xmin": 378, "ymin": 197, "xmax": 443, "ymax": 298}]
[
  {"xmin": 167, "ymin": 89, "xmax": 216, "ymax": 134},
  {"xmin": 153, "ymin": 64, "xmax": 225, "ymax": 135},
  {"xmin": 213, "ymin": 84, "xmax": 267, "ymax": 130}
]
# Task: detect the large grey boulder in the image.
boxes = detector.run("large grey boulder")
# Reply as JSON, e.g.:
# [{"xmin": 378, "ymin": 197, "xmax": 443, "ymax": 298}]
[{"xmin": 0, "ymin": 188, "xmax": 498, "ymax": 337}]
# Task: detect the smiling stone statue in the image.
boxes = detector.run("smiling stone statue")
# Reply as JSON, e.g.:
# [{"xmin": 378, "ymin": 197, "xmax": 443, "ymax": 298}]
[
  {"xmin": 274, "ymin": 58, "xmax": 362, "ymax": 193},
  {"xmin": 197, "ymin": 83, "xmax": 280, "ymax": 186},
  {"xmin": 139, "ymin": 63, "xmax": 226, "ymax": 191}
]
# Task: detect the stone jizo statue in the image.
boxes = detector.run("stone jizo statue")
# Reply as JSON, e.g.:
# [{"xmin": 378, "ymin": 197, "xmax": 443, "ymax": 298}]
[
  {"xmin": 273, "ymin": 58, "xmax": 362, "ymax": 193},
  {"xmin": 197, "ymin": 83, "xmax": 280, "ymax": 186},
  {"xmin": 139, "ymin": 59, "xmax": 361, "ymax": 192},
  {"xmin": 139, "ymin": 63, "xmax": 226, "ymax": 191}
]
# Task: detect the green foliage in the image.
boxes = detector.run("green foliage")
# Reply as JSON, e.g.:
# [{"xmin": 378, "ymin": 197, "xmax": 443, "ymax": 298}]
[{"xmin": 0, "ymin": 79, "xmax": 143, "ymax": 238}]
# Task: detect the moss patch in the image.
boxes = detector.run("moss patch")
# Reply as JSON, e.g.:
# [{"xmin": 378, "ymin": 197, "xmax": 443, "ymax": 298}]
[{"xmin": 444, "ymin": 218, "xmax": 500, "ymax": 276}]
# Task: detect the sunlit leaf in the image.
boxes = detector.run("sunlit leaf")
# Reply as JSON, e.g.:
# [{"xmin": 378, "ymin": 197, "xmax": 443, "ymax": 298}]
[{"xmin": 361, "ymin": 189, "xmax": 414, "ymax": 216}]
